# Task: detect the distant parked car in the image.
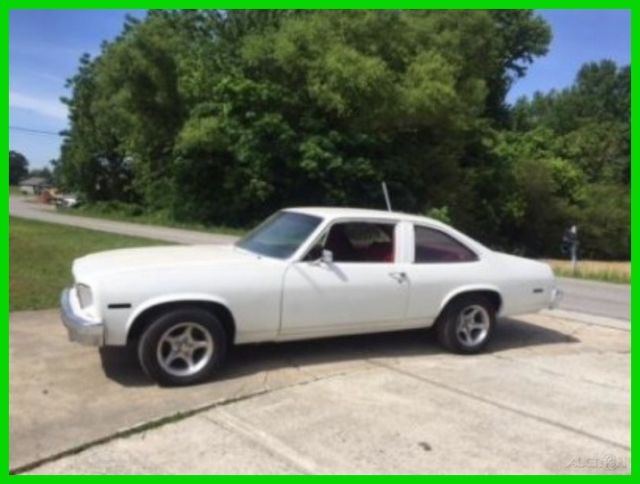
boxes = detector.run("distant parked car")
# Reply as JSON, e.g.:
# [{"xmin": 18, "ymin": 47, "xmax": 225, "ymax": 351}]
[
  {"xmin": 61, "ymin": 207, "xmax": 561, "ymax": 385},
  {"xmin": 55, "ymin": 194, "xmax": 80, "ymax": 208}
]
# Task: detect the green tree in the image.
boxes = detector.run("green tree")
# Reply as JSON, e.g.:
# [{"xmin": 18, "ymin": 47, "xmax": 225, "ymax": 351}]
[
  {"xmin": 67, "ymin": 10, "xmax": 637, "ymax": 259},
  {"xmin": 506, "ymin": 60, "xmax": 630, "ymax": 259},
  {"xmin": 59, "ymin": 53, "xmax": 134, "ymax": 202},
  {"xmin": 9, "ymin": 150, "xmax": 29, "ymax": 185},
  {"xmin": 59, "ymin": 10, "xmax": 552, "ymax": 227}
]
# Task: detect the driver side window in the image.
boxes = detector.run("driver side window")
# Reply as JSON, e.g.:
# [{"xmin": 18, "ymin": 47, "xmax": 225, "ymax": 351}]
[{"xmin": 306, "ymin": 222, "xmax": 395, "ymax": 263}]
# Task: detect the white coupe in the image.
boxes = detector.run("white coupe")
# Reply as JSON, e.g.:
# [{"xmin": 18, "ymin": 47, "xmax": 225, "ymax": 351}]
[{"xmin": 61, "ymin": 207, "xmax": 561, "ymax": 385}]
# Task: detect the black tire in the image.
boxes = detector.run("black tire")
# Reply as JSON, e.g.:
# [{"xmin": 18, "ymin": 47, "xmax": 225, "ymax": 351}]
[
  {"xmin": 138, "ymin": 307, "xmax": 227, "ymax": 386},
  {"xmin": 436, "ymin": 295, "xmax": 496, "ymax": 354}
]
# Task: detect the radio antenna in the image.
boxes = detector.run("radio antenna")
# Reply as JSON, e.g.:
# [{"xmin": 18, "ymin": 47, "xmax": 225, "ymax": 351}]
[{"xmin": 381, "ymin": 181, "xmax": 392, "ymax": 212}]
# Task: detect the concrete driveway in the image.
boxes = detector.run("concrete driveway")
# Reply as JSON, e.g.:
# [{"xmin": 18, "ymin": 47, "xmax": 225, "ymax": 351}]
[{"xmin": 10, "ymin": 309, "xmax": 629, "ymax": 474}]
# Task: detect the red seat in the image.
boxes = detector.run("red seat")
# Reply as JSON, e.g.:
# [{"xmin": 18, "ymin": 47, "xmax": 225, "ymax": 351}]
[
  {"xmin": 325, "ymin": 226, "xmax": 394, "ymax": 262},
  {"xmin": 363, "ymin": 242, "xmax": 394, "ymax": 262}
]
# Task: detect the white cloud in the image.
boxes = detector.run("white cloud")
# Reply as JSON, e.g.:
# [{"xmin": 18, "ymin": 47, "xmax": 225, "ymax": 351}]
[{"xmin": 9, "ymin": 90, "xmax": 67, "ymax": 120}]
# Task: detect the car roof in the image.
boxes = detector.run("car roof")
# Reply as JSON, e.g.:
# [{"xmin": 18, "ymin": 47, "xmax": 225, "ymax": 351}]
[{"xmin": 284, "ymin": 206, "xmax": 444, "ymax": 226}]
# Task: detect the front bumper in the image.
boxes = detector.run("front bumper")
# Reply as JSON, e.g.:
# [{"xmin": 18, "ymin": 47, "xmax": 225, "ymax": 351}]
[
  {"xmin": 60, "ymin": 288, "xmax": 104, "ymax": 346},
  {"xmin": 549, "ymin": 287, "xmax": 564, "ymax": 309}
]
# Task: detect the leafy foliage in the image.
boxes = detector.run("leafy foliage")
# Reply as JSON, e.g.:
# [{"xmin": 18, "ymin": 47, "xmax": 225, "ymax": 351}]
[
  {"xmin": 9, "ymin": 150, "xmax": 29, "ymax": 185},
  {"xmin": 55, "ymin": 10, "xmax": 628, "ymax": 259},
  {"xmin": 507, "ymin": 61, "xmax": 630, "ymax": 258}
]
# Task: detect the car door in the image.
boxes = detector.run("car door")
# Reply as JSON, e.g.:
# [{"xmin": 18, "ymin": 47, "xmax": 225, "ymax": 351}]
[{"xmin": 280, "ymin": 220, "xmax": 409, "ymax": 340}]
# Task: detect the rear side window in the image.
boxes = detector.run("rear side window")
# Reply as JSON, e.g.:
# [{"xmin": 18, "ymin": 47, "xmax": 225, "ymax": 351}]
[{"xmin": 414, "ymin": 226, "xmax": 477, "ymax": 263}]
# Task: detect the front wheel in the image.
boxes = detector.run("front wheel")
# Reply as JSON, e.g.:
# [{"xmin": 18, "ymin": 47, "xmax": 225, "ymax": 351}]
[
  {"xmin": 138, "ymin": 307, "xmax": 227, "ymax": 386},
  {"xmin": 436, "ymin": 295, "xmax": 496, "ymax": 354}
]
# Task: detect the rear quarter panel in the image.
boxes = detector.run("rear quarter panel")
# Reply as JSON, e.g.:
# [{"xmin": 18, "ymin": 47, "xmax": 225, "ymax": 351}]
[
  {"xmin": 403, "ymin": 252, "xmax": 555, "ymax": 325},
  {"xmin": 487, "ymin": 252, "xmax": 556, "ymax": 316}
]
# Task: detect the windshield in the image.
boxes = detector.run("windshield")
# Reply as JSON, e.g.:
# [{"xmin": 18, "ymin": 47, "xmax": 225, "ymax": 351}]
[{"xmin": 236, "ymin": 211, "xmax": 322, "ymax": 259}]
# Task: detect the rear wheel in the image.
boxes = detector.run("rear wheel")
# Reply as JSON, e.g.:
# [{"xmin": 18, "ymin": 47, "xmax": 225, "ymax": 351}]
[
  {"xmin": 138, "ymin": 307, "xmax": 227, "ymax": 386},
  {"xmin": 436, "ymin": 295, "xmax": 496, "ymax": 354}
]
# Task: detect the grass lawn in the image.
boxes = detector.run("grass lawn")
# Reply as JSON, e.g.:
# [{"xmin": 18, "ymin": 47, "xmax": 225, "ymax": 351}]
[
  {"xmin": 546, "ymin": 259, "xmax": 630, "ymax": 284},
  {"xmin": 10, "ymin": 217, "xmax": 168, "ymax": 312},
  {"xmin": 62, "ymin": 204, "xmax": 246, "ymax": 237}
]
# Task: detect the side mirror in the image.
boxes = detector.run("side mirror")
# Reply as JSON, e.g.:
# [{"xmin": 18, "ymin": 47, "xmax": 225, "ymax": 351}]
[{"xmin": 320, "ymin": 249, "xmax": 333, "ymax": 264}]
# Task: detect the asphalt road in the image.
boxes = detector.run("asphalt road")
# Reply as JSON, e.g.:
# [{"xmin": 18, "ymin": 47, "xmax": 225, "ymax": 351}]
[
  {"xmin": 9, "ymin": 196, "xmax": 236, "ymax": 245},
  {"xmin": 10, "ymin": 196, "xmax": 630, "ymax": 322},
  {"xmin": 557, "ymin": 277, "xmax": 630, "ymax": 322}
]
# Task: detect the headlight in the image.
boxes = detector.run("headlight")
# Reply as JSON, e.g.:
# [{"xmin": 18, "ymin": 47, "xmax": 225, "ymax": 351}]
[{"xmin": 76, "ymin": 284, "xmax": 93, "ymax": 308}]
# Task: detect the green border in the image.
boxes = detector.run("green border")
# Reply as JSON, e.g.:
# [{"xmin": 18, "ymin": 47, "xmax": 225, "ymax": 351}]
[{"xmin": 4, "ymin": 3, "xmax": 635, "ymax": 478}]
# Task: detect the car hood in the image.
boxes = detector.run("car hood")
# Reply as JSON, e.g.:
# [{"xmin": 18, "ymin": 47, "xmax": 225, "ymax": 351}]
[{"xmin": 73, "ymin": 244, "xmax": 259, "ymax": 281}]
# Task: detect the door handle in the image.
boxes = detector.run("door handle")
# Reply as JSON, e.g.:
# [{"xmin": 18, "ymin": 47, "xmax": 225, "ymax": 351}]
[{"xmin": 389, "ymin": 271, "xmax": 407, "ymax": 283}]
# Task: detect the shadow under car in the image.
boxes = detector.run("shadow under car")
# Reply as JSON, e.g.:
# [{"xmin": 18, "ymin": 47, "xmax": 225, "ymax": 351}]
[{"xmin": 99, "ymin": 316, "xmax": 579, "ymax": 387}]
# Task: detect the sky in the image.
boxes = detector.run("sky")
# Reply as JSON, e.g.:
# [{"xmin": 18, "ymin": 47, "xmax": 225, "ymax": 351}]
[
  {"xmin": 507, "ymin": 9, "xmax": 631, "ymax": 101},
  {"xmin": 9, "ymin": 10, "xmax": 145, "ymax": 169},
  {"xmin": 9, "ymin": 9, "xmax": 632, "ymax": 169}
]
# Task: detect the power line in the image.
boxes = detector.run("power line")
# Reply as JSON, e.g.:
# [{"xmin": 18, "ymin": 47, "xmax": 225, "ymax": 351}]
[{"xmin": 9, "ymin": 125, "xmax": 63, "ymax": 136}]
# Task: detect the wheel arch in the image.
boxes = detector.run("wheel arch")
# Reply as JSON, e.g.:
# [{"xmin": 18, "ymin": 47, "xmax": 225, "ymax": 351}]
[
  {"xmin": 126, "ymin": 294, "xmax": 237, "ymax": 346},
  {"xmin": 438, "ymin": 285, "xmax": 503, "ymax": 317}
]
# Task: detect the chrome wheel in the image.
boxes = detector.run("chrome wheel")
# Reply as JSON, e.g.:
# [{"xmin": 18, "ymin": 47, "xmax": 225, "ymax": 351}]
[
  {"xmin": 156, "ymin": 322, "xmax": 214, "ymax": 377},
  {"xmin": 455, "ymin": 304, "xmax": 490, "ymax": 347}
]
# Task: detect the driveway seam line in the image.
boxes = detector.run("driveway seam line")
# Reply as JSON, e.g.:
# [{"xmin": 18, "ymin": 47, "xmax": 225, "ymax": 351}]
[{"xmin": 202, "ymin": 410, "xmax": 318, "ymax": 474}]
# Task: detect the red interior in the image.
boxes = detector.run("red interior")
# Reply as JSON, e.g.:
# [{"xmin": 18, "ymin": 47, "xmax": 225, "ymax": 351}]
[{"xmin": 325, "ymin": 225, "xmax": 394, "ymax": 262}]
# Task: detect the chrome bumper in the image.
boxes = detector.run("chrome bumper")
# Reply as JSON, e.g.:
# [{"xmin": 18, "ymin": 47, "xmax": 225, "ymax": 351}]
[
  {"xmin": 60, "ymin": 288, "xmax": 104, "ymax": 346},
  {"xmin": 549, "ymin": 287, "xmax": 563, "ymax": 309}
]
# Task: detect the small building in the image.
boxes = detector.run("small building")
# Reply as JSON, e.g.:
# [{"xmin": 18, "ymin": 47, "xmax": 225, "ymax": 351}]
[{"xmin": 19, "ymin": 177, "xmax": 52, "ymax": 195}]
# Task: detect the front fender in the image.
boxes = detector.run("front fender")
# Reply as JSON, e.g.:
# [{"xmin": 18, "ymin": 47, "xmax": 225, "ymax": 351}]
[{"xmin": 126, "ymin": 292, "xmax": 232, "ymax": 336}]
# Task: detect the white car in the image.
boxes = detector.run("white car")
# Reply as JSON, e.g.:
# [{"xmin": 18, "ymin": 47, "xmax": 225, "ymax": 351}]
[
  {"xmin": 61, "ymin": 207, "xmax": 561, "ymax": 385},
  {"xmin": 55, "ymin": 194, "xmax": 79, "ymax": 208}
]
